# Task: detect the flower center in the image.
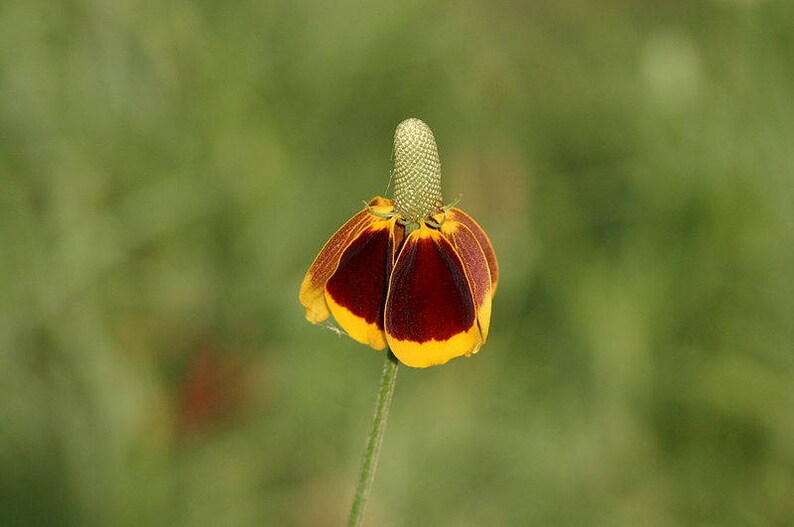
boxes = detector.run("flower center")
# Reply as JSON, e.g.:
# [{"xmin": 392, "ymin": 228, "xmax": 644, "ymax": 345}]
[{"xmin": 391, "ymin": 118, "xmax": 443, "ymax": 223}]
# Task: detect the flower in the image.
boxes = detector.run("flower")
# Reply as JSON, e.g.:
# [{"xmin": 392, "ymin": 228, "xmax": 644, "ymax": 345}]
[{"xmin": 299, "ymin": 118, "xmax": 498, "ymax": 368}]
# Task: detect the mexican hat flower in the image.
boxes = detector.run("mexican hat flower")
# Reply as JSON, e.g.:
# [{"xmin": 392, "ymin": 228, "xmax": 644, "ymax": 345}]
[{"xmin": 299, "ymin": 118, "xmax": 498, "ymax": 368}]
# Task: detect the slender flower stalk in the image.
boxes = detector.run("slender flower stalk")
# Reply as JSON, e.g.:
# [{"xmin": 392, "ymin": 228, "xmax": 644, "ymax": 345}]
[{"xmin": 348, "ymin": 351, "xmax": 399, "ymax": 527}]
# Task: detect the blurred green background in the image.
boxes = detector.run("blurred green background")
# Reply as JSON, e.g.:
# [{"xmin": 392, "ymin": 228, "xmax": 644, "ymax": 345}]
[{"xmin": 2, "ymin": 0, "xmax": 793, "ymax": 525}]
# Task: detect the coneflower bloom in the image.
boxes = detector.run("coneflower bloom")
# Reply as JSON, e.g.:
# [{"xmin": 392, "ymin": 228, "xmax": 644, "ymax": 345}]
[{"xmin": 299, "ymin": 118, "xmax": 498, "ymax": 367}]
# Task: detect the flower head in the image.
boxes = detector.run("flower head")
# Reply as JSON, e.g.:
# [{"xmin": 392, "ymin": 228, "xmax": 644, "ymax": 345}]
[{"xmin": 299, "ymin": 118, "xmax": 498, "ymax": 367}]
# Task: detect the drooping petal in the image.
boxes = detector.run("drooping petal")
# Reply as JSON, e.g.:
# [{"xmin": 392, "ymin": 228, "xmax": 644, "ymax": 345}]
[
  {"xmin": 385, "ymin": 224, "xmax": 482, "ymax": 367},
  {"xmin": 446, "ymin": 208, "xmax": 499, "ymax": 292},
  {"xmin": 299, "ymin": 197, "xmax": 393, "ymax": 324},
  {"xmin": 324, "ymin": 217, "xmax": 395, "ymax": 350},
  {"xmin": 441, "ymin": 219, "xmax": 493, "ymax": 340}
]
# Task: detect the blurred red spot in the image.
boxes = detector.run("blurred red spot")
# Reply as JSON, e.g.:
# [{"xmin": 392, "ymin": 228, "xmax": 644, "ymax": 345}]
[{"xmin": 178, "ymin": 346, "xmax": 244, "ymax": 436}]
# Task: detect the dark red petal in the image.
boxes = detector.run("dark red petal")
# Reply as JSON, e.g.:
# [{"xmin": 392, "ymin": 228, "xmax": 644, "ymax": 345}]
[
  {"xmin": 444, "ymin": 222, "xmax": 491, "ymax": 307},
  {"xmin": 385, "ymin": 227, "xmax": 475, "ymax": 343},
  {"xmin": 325, "ymin": 221, "xmax": 392, "ymax": 330},
  {"xmin": 299, "ymin": 197, "xmax": 393, "ymax": 324},
  {"xmin": 447, "ymin": 208, "xmax": 499, "ymax": 290},
  {"xmin": 442, "ymin": 220, "xmax": 494, "ymax": 339}
]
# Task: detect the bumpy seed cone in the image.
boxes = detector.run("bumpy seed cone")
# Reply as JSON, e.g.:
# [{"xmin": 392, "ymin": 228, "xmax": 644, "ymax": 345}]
[{"xmin": 391, "ymin": 118, "xmax": 443, "ymax": 222}]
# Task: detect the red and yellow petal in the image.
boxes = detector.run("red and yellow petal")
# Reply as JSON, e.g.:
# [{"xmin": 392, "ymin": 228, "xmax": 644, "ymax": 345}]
[
  {"xmin": 447, "ymin": 208, "xmax": 499, "ymax": 292},
  {"xmin": 299, "ymin": 197, "xmax": 393, "ymax": 324},
  {"xmin": 324, "ymin": 217, "xmax": 396, "ymax": 350},
  {"xmin": 441, "ymin": 218, "xmax": 493, "ymax": 340},
  {"xmin": 385, "ymin": 224, "xmax": 482, "ymax": 367}
]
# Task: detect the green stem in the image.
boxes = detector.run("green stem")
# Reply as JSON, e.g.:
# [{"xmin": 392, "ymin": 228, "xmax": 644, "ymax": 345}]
[{"xmin": 348, "ymin": 350, "xmax": 399, "ymax": 527}]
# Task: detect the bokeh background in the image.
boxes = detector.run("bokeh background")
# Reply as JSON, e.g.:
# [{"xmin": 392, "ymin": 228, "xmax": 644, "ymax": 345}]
[{"xmin": 2, "ymin": 0, "xmax": 793, "ymax": 525}]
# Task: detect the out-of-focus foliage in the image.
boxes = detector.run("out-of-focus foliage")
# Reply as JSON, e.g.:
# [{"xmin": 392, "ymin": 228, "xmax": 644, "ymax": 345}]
[{"xmin": 2, "ymin": 1, "xmax": 793, "ymax": 525}]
